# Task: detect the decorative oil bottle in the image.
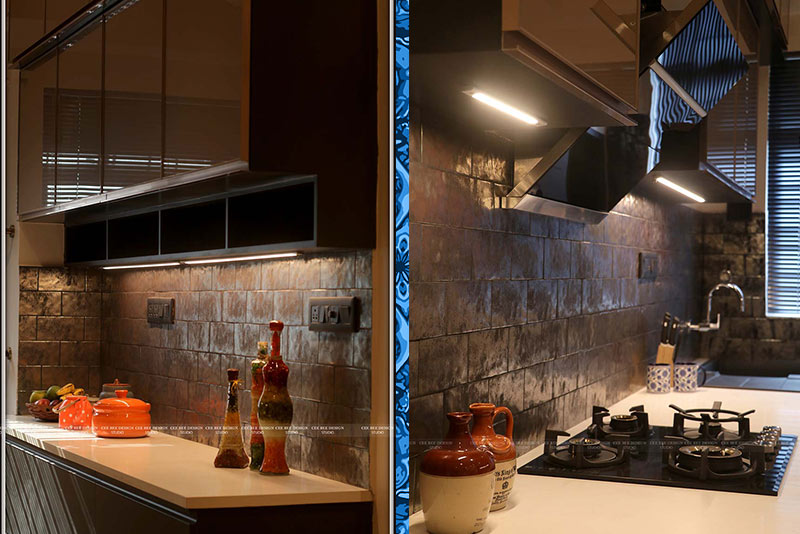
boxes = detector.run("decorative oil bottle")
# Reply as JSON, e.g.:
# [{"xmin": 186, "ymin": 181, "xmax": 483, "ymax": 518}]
[
  {"xmin": 213, "ymin": 368, "xmax": 249, "ymax": 468},
  {"xmin": 257, "ymin": 320, "xmax": 293, "ymax": 475},
  {"xmin": 249, "ymin": 342, "xmax": 269, "ymax": 470}
]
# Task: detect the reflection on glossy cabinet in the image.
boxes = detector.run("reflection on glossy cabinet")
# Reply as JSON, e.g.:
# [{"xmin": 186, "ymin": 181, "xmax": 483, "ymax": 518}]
[
  {"xmin": 57, "ymin": 21, "xmax": 103, "ymax": 203},
  {"xmin": 164, "ymin": 0, "xmax": 242, "ymax": 174},
  {"xmin": 18, "ymin": 49, "xmax": 57, "ymax": 213},
  {"xmin": 103, "ymin": 0, "xmax": 164, "ymax": 189},
  {"xmin": 8, "ymin": 0, "xmax": 45, "ymax": 60}
]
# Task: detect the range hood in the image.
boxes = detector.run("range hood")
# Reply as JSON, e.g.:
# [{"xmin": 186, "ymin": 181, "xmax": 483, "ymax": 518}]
[
  {"xmin": 498, "ymin": 0, "xmax": 753, "ymax": 223},
  {"xmin": 641, "ymin": 120, "xmax": 754, "ymax": 204}
]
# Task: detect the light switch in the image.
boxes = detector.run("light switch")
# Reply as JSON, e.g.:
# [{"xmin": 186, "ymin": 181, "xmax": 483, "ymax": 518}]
[
  {"xmin": 147, "ymin": 298, "xmax": 175, "ymax": 325},
  {"xmin": 638, "ymin": 252, "xmax": 658, "ymax": 280}
]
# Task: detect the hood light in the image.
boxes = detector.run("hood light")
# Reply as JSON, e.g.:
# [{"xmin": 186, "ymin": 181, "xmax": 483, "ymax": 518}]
[
  {"xmin": 468, "ymin": 91, "xmax": 543, "ymax": 126},
  {"xmin": 182, "ymin": 252, "xmax": 299, "ymax": 265},
  {"xmin": 103, "ymin": 262, "xmax": 181, "ymax": 270},
  {"xmin": 655, "ymin": 177, "xmax": 705, "ymax": 203}
]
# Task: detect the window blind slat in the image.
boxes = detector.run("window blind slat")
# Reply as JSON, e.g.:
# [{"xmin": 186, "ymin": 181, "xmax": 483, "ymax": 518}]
[{"xmin": 767, "ymin": 59, "xmax": 800, "ymax": 316}]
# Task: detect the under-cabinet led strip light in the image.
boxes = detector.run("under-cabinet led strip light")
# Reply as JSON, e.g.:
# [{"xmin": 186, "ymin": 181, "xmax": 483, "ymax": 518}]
[
  {"xmin": 468, "ymin": 90, "xmax": 544, "ymax": 126},
  {"xmin": 183, "ymin": 252, "xmax": 299, "ymax": 265},
  {"xmin": 102, "ymin": 262, "xmax": 181, "ymax": 270},
  {"xmin": 101, "ymin": 252, "xmax": 300, "ymax": 270},
  {"xmin": 655, "ymin": 176, "xmax": 706, "ymax": 203}
]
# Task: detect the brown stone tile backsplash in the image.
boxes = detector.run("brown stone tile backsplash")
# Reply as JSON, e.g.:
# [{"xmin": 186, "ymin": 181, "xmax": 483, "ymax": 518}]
[
  {"xmin": 696, "ymin": 213, "xmax": 800, "ymax": 376},
  {"xmin": 17, "ymin": 268, "xmax": 103, "ymax": 404},
  {"xmin": 17, "ymin": 252, "xmax": 372, "ymax": 489},
  {"xmin": 408, "ymin": 110, "xmax": 699, "ymax": 512}
]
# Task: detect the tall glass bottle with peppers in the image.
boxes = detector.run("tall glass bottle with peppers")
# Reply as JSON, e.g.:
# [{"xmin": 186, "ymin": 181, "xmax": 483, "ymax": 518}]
[
  {"xmin": 249, "ymin": 342, "xmax": 269, "ymax": 470},
  {"xmin": 213, "ymin": 368, "xmax": 249, "ymax": 468},
  {"xmin": 257, "ymin": 320, "xmax": 293, "ymax": 475}
]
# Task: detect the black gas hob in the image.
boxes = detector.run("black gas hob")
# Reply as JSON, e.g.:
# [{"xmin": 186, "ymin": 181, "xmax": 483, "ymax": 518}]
[{"xmin": 518, "ymin": 403, "xmax": 797, "ymax": 496}]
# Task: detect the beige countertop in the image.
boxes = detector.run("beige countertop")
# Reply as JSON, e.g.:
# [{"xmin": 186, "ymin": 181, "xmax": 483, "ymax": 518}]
[
  {"xmin": 410, "ymin": 387, "xmax": 800, "ymax": 534},
  {"xmin": 5, "ymin": 416, "xmax": 372, "ymax": 509}
]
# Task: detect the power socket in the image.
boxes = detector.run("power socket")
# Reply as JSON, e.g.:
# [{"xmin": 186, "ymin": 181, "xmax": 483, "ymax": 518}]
[{"xmin": 308, "ymin": 296, "xmax": 359, "ymax": 332}]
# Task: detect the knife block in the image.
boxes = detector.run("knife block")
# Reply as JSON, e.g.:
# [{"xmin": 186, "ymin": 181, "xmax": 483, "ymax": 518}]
[{"xmin": 655, "ymin": 343, "xmax": 676, "ymax": 388}]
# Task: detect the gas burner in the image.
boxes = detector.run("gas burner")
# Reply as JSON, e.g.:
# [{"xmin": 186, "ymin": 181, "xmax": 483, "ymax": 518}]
[
  {"xmin": 677, "ymin": 446, "xmax": 743, "ymax": 473},
  {"xmin": 588, "ymin": 405, "xmax": 650, "ymax": 439},
  {"xmin": 543, "ymin": 430, "xmax": 629, "ymax": 469},
  {"xmin": 662, "ymin": 436, "xmax": 768, "ymax": 480},
  {"xmin": 668, "ymin": 401, "xmax": 753, "ymax": 442}
]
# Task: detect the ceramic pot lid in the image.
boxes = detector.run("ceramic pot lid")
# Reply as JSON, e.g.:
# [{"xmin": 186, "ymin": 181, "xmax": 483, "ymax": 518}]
[
  {"xmin": 102, "ymin": 378, "xmax": 131, "ymax": 389},
  {"xmin": 93, "ymin": 390, "xmax": 150, "ymax": 413}
]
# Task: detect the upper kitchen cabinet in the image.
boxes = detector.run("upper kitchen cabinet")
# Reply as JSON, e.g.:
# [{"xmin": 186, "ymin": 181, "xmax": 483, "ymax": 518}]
[
  {"xmin": 103, "ymin": 0, "xmax": 163, "ymax": 189},
  {"xmin": 771, "ymin": 0, "xmax": 800, "ymax": 51},
  {"xmin": 8, "ymin": 0, "xmax": 45, "ymax": 60},
  {"xmin": 411, "ymin": 0, "xmax": 640, "ymax": 132},
  {"xmin": 45, "ymin": 0, "xmax": 92, "ymax": 33},
  {"xmin": 57, "ymin": 19, "xmax": 103, "ymax": 203},
  {"xmin": 17, "ymin": 48, "xmax": 57, "ymax": 213},
  {"xmin": 164, "ymin": 0, "xmax": 242, "ymax": 174},
  {"xmin": 12, "ymin": 0, "xmax": 378, "ymax": 255},
  {"xmin": 503, "ymin": 0, "xmax": 640, "ymax": 110}
]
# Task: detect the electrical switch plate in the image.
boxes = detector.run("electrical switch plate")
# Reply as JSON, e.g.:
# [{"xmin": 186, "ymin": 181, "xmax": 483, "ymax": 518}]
[
  {"xmin": 147, "ymin": 297, "xmax": 175, "ymax": 325},
  {"xmin": 308, "ymin": 296, "xmax": 359, "ymax": 332},
  {"xmin": 638, "ymin": 252, "xmax": 658, "ymax": 280}
]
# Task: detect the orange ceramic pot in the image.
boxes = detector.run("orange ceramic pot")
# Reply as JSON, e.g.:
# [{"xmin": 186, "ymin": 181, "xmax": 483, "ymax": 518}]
[
  {"xmin": 469, "ymin": 402, "xmax": 516, "ymax": 511},
  {"xmin": 92, "ymin": 390, "xmax": 151, "ymax": 438}
]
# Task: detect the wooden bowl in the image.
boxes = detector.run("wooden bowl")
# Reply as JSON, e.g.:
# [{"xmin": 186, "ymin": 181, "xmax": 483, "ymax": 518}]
[{"xmin": 26, "ymin": 402, "xmax": 59, "ymax": 422}]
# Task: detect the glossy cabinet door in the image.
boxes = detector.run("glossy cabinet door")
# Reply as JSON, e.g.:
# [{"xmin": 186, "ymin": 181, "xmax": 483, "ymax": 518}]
[
  {"xmin": 57, "ymin": 21, "xmax": 103, "ymax": 203},
  {"xmin": 164, "ymin": 0, "xmax": 243, "ymax": 176},
  {"xmin": 503, "ymin": 0, "xmax": 639, "ymax": 111},
  {"xmin": 8, "ymin": 0, "xmax": 45, "ymax": 60},
  {"xmin": 103, "ymin": 0, "xmax": 164, "ymax": 190},
  {"xmin": 45, "ymin": 0, "xmax": 91, "ymax": 33},
  {"xmin": 18, "ymin": 49, "xmax": 57, "ymax": 213}
]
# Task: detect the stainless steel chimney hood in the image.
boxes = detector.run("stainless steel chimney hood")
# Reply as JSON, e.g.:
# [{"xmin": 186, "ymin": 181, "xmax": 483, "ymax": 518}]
[
  {"xmin": 641, "ymin": 120, "xmax": 754, "ymax": 204},
  {"xmin": 497, "ymin": 0, "xmax": 753, "ymax": 223}
]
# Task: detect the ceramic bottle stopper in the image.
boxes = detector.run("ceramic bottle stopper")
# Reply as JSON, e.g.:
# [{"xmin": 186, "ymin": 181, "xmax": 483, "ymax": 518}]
[
  {"xmin": 419, "ymin": 412, "xmax": 495, "ymax": 534},
  {"xmin": 213, "ymin": 368, "xmax": 249, "ymax": 468},
  {"xmin": 257, "ymin": 320, "xmax": 293, "ymax": 475},
  {"xmin": 469, "ymin": 402, "xmax": 517, "ymax": 511},
  {"xmin": 249, "ymin": 342, "xmax": 269, "ymax": 470}
]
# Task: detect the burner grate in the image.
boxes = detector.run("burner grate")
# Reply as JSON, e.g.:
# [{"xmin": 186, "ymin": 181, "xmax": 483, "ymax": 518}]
[{"xmin": 519, "ymin": 426, "xmax": 797, "ymax": 496}]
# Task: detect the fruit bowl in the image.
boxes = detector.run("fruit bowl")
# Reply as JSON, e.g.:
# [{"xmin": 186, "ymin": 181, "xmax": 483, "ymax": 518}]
[{"xmin": 26, "ymin": 402, "xmax": 60, "ymax": 422}]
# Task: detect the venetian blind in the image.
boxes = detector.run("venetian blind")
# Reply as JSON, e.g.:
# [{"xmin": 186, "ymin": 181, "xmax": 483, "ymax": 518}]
[
  {"xmin": 706, "ymin": 63, "xmax": 758, "ymax": 195},
  {"xmin": 767, "ymin": 59, "xmax": 800, "ymax": 317}
]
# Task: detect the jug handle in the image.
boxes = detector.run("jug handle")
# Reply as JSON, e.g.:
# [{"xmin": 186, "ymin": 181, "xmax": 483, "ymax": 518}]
[{"xmin": 493, "ymin": 406, "xmax": 513, "ymax": 439}]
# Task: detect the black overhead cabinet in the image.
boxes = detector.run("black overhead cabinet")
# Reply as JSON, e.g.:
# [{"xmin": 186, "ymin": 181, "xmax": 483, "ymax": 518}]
[{"xmin": 11, "ymin": 0, "xmax": 378, "ymax": 264}]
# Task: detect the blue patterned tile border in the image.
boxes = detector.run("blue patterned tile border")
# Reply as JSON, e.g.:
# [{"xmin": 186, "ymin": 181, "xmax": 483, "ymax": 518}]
[{"xmin": 393, "ymin": 0, "xmax": 410, "ymax": 532}]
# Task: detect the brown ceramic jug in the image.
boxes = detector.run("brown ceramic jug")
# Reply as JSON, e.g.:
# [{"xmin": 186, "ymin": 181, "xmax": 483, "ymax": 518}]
[
  {"xmin": 420, "ymin": 412, "xmax": 495, "ymax": 534},
  {"xmin": 469, "ymin": 403, "xmax": 516, "ymax": 511}
]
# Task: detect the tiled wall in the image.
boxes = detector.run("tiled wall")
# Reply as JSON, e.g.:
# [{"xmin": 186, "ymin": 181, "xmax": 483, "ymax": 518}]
[
  {"xmin": 697, "ymin": 212, "xmax": 800, "ymax": 375},
  {"xmin": 17, "ymin": 253, "xmax": 372, "ymax": 489},
  {"xmin": 17, "ymin": 268, "xmax": 103, "ymax": 408},
  {"xmin": 408, "ymin": 111, "xmax": 699, "ymax": 511}
]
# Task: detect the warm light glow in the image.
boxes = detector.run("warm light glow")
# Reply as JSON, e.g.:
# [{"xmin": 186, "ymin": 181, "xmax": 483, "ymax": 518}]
[
  {"xmin": 182, "ymin": 252, "xmax": 299, "ymax": 265},
  {"xmin": 469, "ymin": 91, "xmax": 542, "ymax": 125},
  {"xmin": 102, "ymin": 262, "xmax": 181, "ymax": 270},
  {"xmin": 655, "ymin": 177, "xmax": 706, "ymax": 203}
]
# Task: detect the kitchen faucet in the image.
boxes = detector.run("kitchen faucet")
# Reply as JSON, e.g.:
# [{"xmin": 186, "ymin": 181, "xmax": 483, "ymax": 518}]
[{"xmin": 685, "ymin": 270, "xmax": 745, "ymax": 332}]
